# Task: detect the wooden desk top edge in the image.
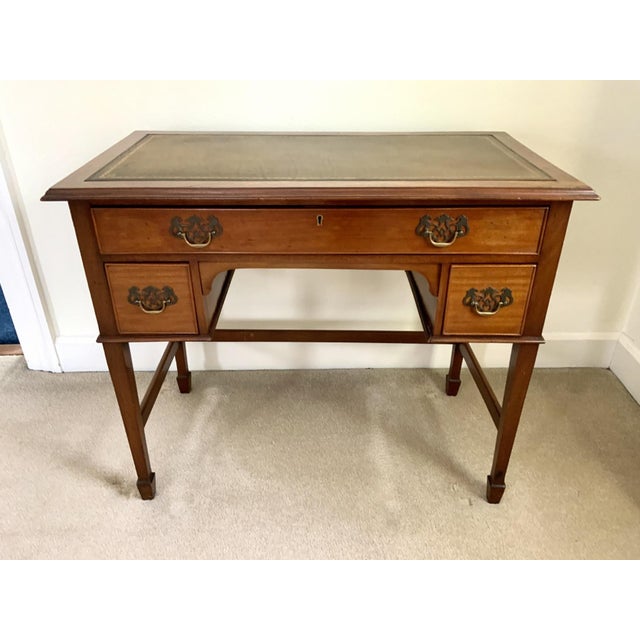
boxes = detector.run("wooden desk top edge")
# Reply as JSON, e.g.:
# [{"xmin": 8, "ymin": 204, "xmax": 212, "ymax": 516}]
[{"xmin": 42, "ymin": 130, "xmax": 599, "ymax": 203}]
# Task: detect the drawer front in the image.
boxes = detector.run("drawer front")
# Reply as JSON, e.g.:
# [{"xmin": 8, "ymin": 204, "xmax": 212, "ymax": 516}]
[
  {"xmin": 443, "ymin": 265, "xmax": 536, "ymax": 336},
  {"xmin": 92, "ymin": 207, "xmax": 546, "ymax": 255},
  {"xmin": 105, "ymin": 263, "xmax": 198, "ymax": 335}
]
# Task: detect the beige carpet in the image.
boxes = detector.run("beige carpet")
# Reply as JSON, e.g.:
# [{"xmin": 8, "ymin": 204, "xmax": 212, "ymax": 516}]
[{"xmin": 0, "ymin": 355, "xmax": 638, "ymax": 559}]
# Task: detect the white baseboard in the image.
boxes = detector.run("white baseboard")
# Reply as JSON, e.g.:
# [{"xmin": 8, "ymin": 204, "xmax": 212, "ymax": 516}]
[
  {"xmin": 55, "ymin": 332, "xmax": 620, "ymax": 373},
  {"xmin": 610, "ymin": 334, "xmax": 640, "ymax": 403},
  {"xmin": 535, "ymin": 332, "xmax": 618, "ymax": 368}
]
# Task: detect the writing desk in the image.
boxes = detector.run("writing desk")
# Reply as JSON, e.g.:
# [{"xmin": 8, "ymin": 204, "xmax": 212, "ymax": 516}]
[{"xmin": 43, "ymin": 132, "xmax": 598, "ymax": 502}]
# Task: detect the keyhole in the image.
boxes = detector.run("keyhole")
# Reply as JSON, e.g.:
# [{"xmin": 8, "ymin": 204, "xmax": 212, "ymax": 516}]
[{"xmin": 316, "ymin": 214, "xmax": 323, "ymax": 227}]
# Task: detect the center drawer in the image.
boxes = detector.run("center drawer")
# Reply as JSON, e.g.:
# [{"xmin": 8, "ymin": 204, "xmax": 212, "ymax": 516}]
[{"xmin": 92, "ymin": 207, "xmax": 546, "ymax": 255}]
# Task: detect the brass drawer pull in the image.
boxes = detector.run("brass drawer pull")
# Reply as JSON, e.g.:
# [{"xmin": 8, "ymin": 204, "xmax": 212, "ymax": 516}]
[
  {"xmin": 170, "ymin": 215, "xmax": 223, "ymax": 248},
  {"xmin": 463, "ymin": 286, "xmax": 513, "ymax": 316},
  {"xmin": 127, "ymin": 285, "xmax": 178, "ymax": 314},
  {"xmin": 416, "ymin": 214, "xmax": 469, "ymax": 247}
]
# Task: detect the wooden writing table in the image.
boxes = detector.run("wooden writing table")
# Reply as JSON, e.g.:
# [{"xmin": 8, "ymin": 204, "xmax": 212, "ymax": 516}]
[{"xmin": 43, "ymin": 132, "xmax": 598, "ymax": 502}]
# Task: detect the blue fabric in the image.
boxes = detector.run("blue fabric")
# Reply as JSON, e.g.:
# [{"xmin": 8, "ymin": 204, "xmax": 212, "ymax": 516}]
[{"xmin": 0, "ymin": 285, "xmax": 19, "ymax": 344}]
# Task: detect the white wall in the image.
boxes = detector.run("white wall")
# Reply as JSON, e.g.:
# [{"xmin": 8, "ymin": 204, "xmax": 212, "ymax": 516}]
[{"xmin": 0, "ymin": 81, "xmax": 638, "ymax": 379}]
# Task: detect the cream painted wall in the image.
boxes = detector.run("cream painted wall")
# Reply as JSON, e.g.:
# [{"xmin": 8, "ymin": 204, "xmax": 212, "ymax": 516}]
[{"xmin": 0, "ymin": 81, "xmax": 638, "ymax": 371}]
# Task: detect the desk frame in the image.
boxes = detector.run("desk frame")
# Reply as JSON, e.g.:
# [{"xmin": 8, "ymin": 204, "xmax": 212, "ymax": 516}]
[
  {"xmin": 68, "ymin": 198, "xmax": 573, "ymax": 504},
  {"xmin": 43, "ymin": 131, "xmax": 598, "ymax": 504}
]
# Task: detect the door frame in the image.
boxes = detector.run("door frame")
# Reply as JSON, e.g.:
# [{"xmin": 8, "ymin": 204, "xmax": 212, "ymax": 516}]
[{"xmin": 0, "ymin": 128, "xmax": 60, "ymax": 372}]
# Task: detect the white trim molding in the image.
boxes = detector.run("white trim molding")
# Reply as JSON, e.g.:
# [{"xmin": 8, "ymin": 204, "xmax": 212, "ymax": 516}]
[{"xmin": 610, "ymin": 334, "xmax": 640, "ymax": 404}]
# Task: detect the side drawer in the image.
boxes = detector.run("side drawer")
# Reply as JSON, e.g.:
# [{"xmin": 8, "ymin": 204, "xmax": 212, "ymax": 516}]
[
  {"xmin": 443, "ymin": 265, "xmax": 536, "ymax": 336},
  {"xmin": 105, "ymin": 263, "xmax": 198, "ymax": 335},
  {"xmin": 92, "ymin": 207, "xmax": 546, "ymax": 255}
]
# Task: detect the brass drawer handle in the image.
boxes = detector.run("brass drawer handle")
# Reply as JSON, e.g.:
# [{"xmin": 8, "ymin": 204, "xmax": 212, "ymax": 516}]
[
  {"xmin": 127, "ymin": 286, "xmax": 178, "ymax": 314},
  {"xmin": 462, "ymin": 286, "xmax": 513, "ymax": 316},
  {"xmin": 170, "ymin": 215, "xmax": 223, "ymax": 248},
  {"xmin": 416, "ymin": 214, "xmax": 469, "ymax": 247}
]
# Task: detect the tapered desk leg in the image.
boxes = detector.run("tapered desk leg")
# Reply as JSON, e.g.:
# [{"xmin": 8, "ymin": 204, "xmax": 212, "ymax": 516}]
[
  {"xmin": 487, "ymin": 343, "xmax": 539, "ymax": 503},
  {"xmin": 445, "ymin": 344, "xmax": 463, "ymax": 396},
  {"xmin": 103, "ymin": 342, "xmax": 156, "ymax": 500},
  {"xmin": 175, "ymin": 341, "xmax": 192, "ymax": 393}
]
